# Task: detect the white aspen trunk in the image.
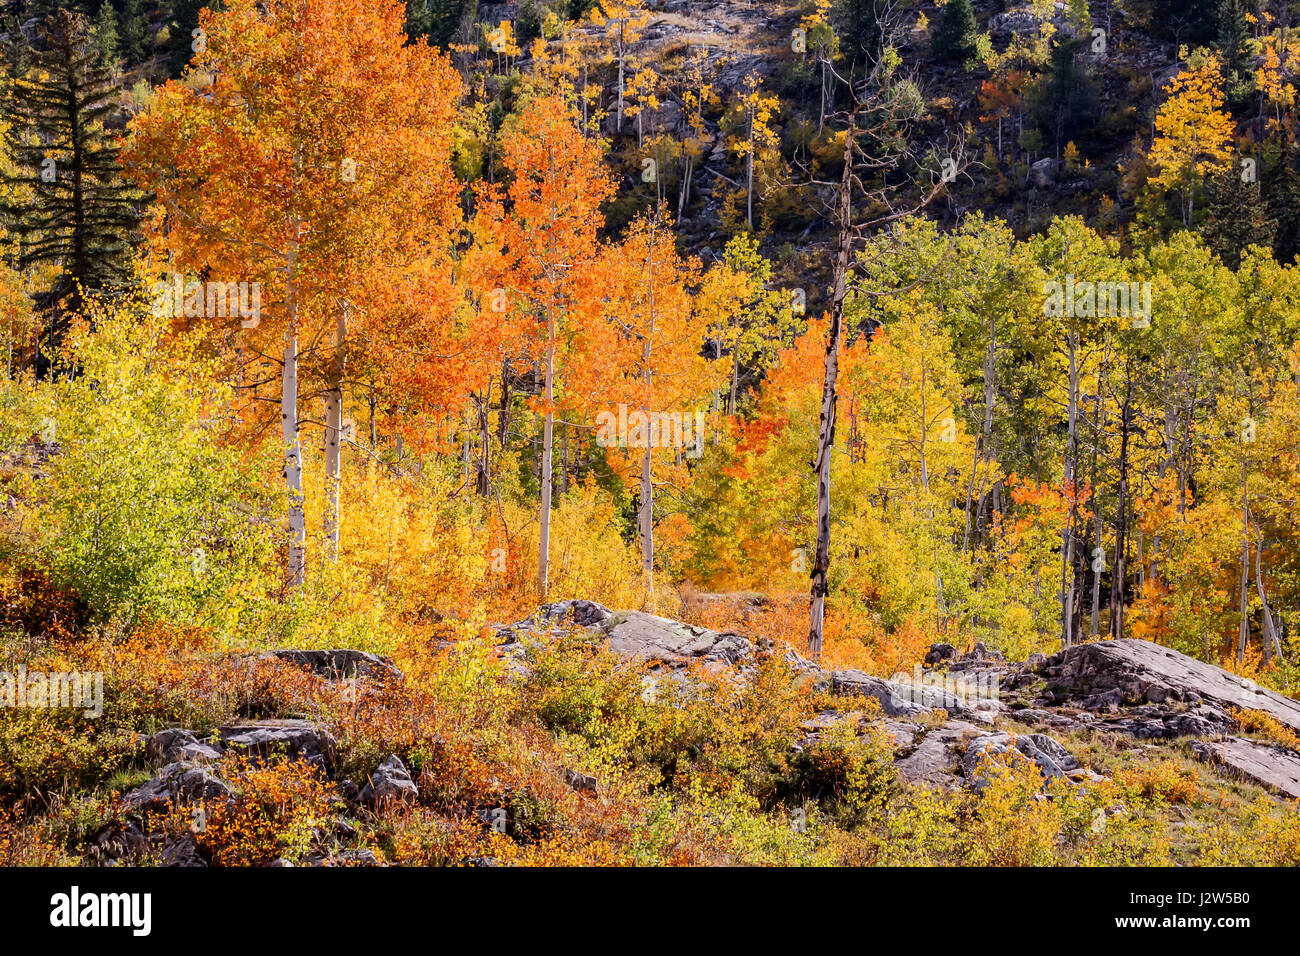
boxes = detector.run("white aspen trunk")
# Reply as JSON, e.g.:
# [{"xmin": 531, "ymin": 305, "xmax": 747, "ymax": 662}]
[
  {"xmin": 746, "ymin": 115, "xmax": 754, "ymax": 231},
  {"xmin": 323, "ymin": 303, "xmax": 348, "ymax": 563},
  {"xmin": 1089, "ymin": 370, "xmax": 1105, "ymax": 639},
  {"xmin": 537, "ymin": 310, "xmax": 556, "ymax": 601},
  {"xmin": 729, "ymin": 341, "xmax": 739, "ymax": 415},
  {"xmin": 678, "ymin": 152, "xmax": 692, "ymax": 220},
  {"xmin": 617, "ymin": 30, "xmax": 625, "ymax": 131},
  {"xmin": 1255, "ymin": 543, "xmax": 1283, "ymax": 663},
  {"xmin": 558, "ymin": 422, "xmax": 568, "ymax": 498},
  {"xmin": 1091, "ymin": 512, "xmax": 1104, "ymax": 639},
  {"xmin": 639, "ymin": 230, "xmax": 657, "ymax": 603},
  {"xmin": 964, "ymin": 319, "xmax": 996, "ymax": 552},
  {"xmin": 640, "ymin": 442, "xmax": 654, "ymax": 600},
  {"xmin": 819, "ymin": 59, "xmax": 826, "ymax": 132},
  {"xmin": 477, "ymin": 388, "xmax": 492, "ymax": 496},
  {"xmin": 919, "ymin": 361, "xmax": 945, "ymax": 623},
  {"xmin": 461, "ymin": 404, "xmax": 472, "ymax": 488},
  {"xmin": 1238, "ymin": 452, "xmax": 1250, "ymax": 663},
  {"xmin": 1060, "ymin": 329, "xmax": 1078, "ymax": 648},
  {"xmin": 283, "ymin": 249, "xmax": 307, "ymax": 588}
]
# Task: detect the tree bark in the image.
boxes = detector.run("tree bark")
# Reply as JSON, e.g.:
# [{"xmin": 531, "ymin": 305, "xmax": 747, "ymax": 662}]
[
  {"xmin": 963, "ymin": 315, "xmax": 997, "ymax": 552},
  {"xmin": 808, "ymin": 113, "xmax": 855, "ymax": 662},
  {"xmin": 1110, "ymin": 366, "xmax": 1132, "ymax": 638},
  {"xmin": 282, "ymin": 246, "xmax": 306, "ymax": 588},
  {"xmin": 1059, "ymin": 328, "xmax": 1078, "ymax": 647},
  {"xmin": 537, "ymin": 310, "xmax": 555, "ymax": 600},
  {"xmin": 323, "ymin": 302, "xmax": 348, "ymax": 563},
  {"xmin": 1089, "ymin": 357, "xmax": 1106, "ymax": 640},
  {"xmin": 639, "ymin": 231, "xmax": 658, "ymax": 603},
  {"xmin": 1238, "ymin": 448, "xmax": 1250, "ymax": 663}
]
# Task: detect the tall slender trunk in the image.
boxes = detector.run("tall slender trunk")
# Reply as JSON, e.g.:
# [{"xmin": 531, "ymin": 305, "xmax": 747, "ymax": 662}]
[
  {"xmin": 964, "ymin": 316, "xmax": 996, "ymax": 551},
  {"xmin": 640, "ymin": 441, "xmax": 654, "ymax": 600},
  {"xmin": 476, "ymin": 385, "xmax": 491, "ymax": 496},
  {"xmin": 819, "ymin": 59, "xmax": 826, "ymax": 132},
  {"xmin": 1060, "ymin": 328, "xmax": 1078, "ymax": 648},
  {"xmin": 461, "ymin": 404, "xmax": 472, "ymax": 489},
  {"xmin": 919, "ymin": 360, "xmax": 945, "ymax": 622},
  {"xmin": 537, "ymin": 305, "xmax": 556, "ymax": 600},
  {"xmin": 746, "ymin": 114, "xmax": 755, "ymax": 231},
  {"xmin": 808, "ymin": 114, "xmax": 855, "ymax": 661},
  {"xmin": 1111, "ymin": 367, "xmax": 1132, "ymax": 638},
  {"xmin": 639, "ymin": 230, "xmax": 657, "ymax": 603},
  {"xmin": 1255, "ymin": 541, "xmax": 1283, "ymax": 663},
  {"xmin": 282, "ymin": 247, "xmax": 306, "ymax": 588},
  {"xmin": 558, "ymin": 422, "xmax": 567, "ymax": 498},
  {"xmin": 532, "ymin": 361, "xmax": 541, "ymax": 484},
  {"xmin": 1090, "ymin": 512, "xmax": 1104, "ymax": 640},
  {"xmin": 498, "ymin": 361, "xmax": 512, "ymax": 447},
  {"xmin": 1089, "ymin": 358, "xmax": 1106, "ymax": 640},
  {"xmin": 728, "ymin": 340, "xmax": 739, "ymax": 415},
  {"xmin": 323, "ymin": 302, "xmax": 348, "ymax": 563},
  {"xmin": 616, "ymin": 30, "xmax": 625, "ymax": 130},
  {"xmin": 1238, "ymin": 449, "xmax": 1250, "ymax": 663},
  {"xmin": 1149, "ymin": 379, "xmax": 1178, "ymax": 580},
  {"xmin": 678, "ymin": 151, "xmax": 692, "ymax": 220},
  {"xmin": 367, "ymin": 387, "xmax": 377, "ymax": 450}
]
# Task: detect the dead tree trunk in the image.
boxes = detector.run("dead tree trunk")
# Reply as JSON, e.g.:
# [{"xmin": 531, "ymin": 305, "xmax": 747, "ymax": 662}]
[{"xmin": 808, "ymin": 113, "xmax": 856, "ymax": 661}]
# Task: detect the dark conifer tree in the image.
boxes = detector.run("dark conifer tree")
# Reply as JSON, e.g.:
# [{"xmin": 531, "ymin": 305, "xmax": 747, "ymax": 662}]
[
  {"xmin": 1262, "ymin": 129, "xmax": 1300, "ymax": 263},
  {"xmin": 122, "ymin": 0, "xmax": 150, "ymax": 67},
  {"xmin": 1, "ymin": 10, "xmax": 142, "ymax": 375},
  {"xmin": 91, "ymin": 0, "xmax": 120, "ymax": 69},
  {"xmin": 1217, "ymin": 0, "xmax": 1254, "ymax": 107},
  {"xmin": 1202, "ymin": 165, "xmax": 1277, "ymax": 269},
  {"xmin": 933, "ymin": 0, "xmax": 978, "ymax": 62}
]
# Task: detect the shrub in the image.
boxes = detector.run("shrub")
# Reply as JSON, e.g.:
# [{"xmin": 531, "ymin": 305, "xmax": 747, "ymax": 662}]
[
  {"xmin": 6, "ymin": 305, "xmax": 276, "ymax": 632},
  {"xmin": 192, "ymin": 754, "xmax": 341, "ymax": 866},
  {"xmin": 1229, "ymin": 707, "xmax": 1300, "ymax": 750},
  {"xmin": 1114, "ymin": 760, "xmax": 1202, "ymax": 805}
]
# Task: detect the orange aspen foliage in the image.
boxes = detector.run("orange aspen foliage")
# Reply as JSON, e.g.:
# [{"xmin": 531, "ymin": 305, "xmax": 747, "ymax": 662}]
[
  {"xmin": 124, "ymin": 0, "xmax": 463, "ymax": 584},
  {"xmin": 471, "ymin": 92, "xmax": 616, "ymax": 600}
]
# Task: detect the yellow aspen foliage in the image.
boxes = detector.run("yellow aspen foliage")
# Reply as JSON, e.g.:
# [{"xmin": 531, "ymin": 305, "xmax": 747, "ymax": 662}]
[{"xmin": 1147, "ymin": 54, "xmax": 1235, "ymax": 225}]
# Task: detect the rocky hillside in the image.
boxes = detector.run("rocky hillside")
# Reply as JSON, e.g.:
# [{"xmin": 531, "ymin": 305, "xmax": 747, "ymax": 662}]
[{"xmin": 33, "ymin": 600, "xmax": 1297, "ymax": 868}]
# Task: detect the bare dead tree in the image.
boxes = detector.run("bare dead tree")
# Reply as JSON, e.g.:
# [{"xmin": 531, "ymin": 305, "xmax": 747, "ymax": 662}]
[{"xmin": 797, "ymin": 36, "xmax": 968, "ymax": 661}]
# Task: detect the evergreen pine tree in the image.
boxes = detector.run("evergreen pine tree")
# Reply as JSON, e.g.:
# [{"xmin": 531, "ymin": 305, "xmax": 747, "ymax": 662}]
[
  {"xmin": 405, "ymin": 0, "xmax": 471, "ymax": 47},
  {"xmin": 1201, "ymin": 164, "xmax": 1277, "ymax": 269},
  {"xmin": 167, "ymin": 0, "xmax": 204, "ymax": 76},
  {"xmin": 517, "ymin": 0, "xmax": 542, "ymax": 45},
  {"xmin": 933, "ymin": 0, "xmax": 978, "ymax": 62},
  {"xmin": 1, "ymin": 10, "xmax": 143, "ymax": 376},
  {"xmin": 1217, "ymin": 0, "xmax": 1254, "ymax": 107},
  {"xmin": 91, "ymin": 0, "xmax": 120, "ymax": 69},
  {"xmin": 1262, "ymin": 129, "xmax": 1300, "ymax": 263},
  {"xmin": 835, "ymin": 0, "xmax": 883, "ymax": 71},
  {"xmin": 1037, "ymin": 36, "xmax": 1101, "ymax": 154},
  {"xmin": 122, "ymin": 0, "xmax": 149, "ymax": 67},
  {"xmin": 404, "ymin": 0, "xmax": 432, "ymax": 39},
  {"xmin": 1, "ymin": 10, "xmax": 32, "ymax": 75}
]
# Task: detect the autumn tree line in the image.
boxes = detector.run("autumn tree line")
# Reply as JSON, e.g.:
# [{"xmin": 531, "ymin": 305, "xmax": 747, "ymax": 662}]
[{"xmin": 1, "ymin": 0, "xmax": 1299, "ymax": 684}]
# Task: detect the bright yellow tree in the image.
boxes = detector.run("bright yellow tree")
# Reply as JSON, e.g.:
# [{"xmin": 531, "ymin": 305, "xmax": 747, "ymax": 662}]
[{"xmin": 1147, "ymin": 54, "xmax": 1235, "ymax": 226}]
